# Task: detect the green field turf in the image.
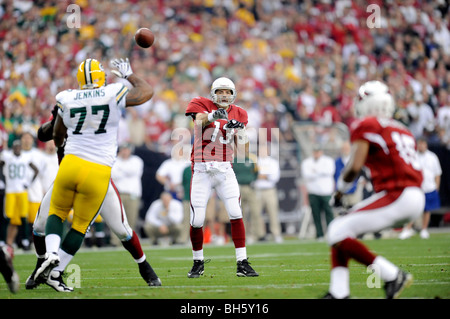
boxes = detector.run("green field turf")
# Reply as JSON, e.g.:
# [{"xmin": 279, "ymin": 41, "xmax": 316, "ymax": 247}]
[{"xmin": 1, "ymin": 232, "xmax": 449, "ymax": 301}]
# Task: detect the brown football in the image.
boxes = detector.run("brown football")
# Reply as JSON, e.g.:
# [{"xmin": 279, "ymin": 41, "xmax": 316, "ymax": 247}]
[{"xmin": 134, "ymin": 28, "xmax": 154, "ymax": 48}]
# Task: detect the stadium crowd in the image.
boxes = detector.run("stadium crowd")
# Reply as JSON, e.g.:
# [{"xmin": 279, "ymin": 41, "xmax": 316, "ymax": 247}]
[{"xmin": 0, "ymin": 0, "xmax": 449, "ymax": 242}]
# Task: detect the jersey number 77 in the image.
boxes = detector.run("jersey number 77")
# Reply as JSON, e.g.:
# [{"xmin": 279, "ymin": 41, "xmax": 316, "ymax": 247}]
[{"xmin": 70, "ymin": 104, "xmax": 110, "ymax": 135}]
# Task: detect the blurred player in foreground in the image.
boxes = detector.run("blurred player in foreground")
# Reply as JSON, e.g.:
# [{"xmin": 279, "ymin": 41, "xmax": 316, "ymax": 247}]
[
  {"xmin": 324, "ymin": 81, "xmax": 424, "ymax": 299},
  {"xmin": 185, "ymin": 77, "xmax": 258, "ymax": 278},
  {"xmin": 0, "ymin": 244, "xmax": 19, "ymax": 293},
  {"xmin": 33, "ymin": 58, "xmax": 158, "ymax": 288}
]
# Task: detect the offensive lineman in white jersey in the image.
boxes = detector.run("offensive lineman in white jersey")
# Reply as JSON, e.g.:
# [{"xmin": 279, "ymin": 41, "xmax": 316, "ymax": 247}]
[{"xmin": 34, "ymin": 58, "xmax": 153, "ymax": 285}]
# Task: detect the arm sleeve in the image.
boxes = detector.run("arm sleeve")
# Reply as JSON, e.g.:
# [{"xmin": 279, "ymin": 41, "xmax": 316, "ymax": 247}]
[
  {"xmin": 185, "ymin": 98, "xmax": 207, "ymax": 119},
  {"xmin": 239, "ymin": 109, "xmax": 249, "ymax": 126},
  {"xmin": 115, "ymin": 83, "xmax": 129, "ymax": 108},
  {"xmin": 350, "ymin": 118, "xmax": 378, "ymax": 143}
]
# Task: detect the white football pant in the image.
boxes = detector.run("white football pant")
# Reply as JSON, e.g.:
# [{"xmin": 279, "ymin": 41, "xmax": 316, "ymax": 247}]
[
  {"xmin": 190, "ymin": 162, "xmax": 242, "ymax": 228},
  {"xmin": 33, "ymin": 181, "xmax": 134, "ymax": 241},
  {"xmin": 327, "ymin": 186, "xmax": 425, "ymax": 246}
]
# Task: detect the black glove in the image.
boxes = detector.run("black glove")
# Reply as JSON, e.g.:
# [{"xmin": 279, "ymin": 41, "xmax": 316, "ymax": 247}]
[
  {"xmin": 329, "ymin": 191, "xmax": 343, "ymax": 208},
  {"xmin": 225, "ymin": 119, "xmax": 244, "ymax": 129},
  {"xmin": 211, "ymin": 108, "xmax": 228, "ymax": 120}
]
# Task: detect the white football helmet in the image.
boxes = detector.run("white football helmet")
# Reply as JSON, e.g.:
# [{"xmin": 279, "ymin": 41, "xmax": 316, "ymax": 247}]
[
  {"xmin": 210, "ymin": 77, "xmax": 236, "ymax": 108},
  {"xmin": 354, "ymin": 81, "xmax": 395, "ymax": 119}
]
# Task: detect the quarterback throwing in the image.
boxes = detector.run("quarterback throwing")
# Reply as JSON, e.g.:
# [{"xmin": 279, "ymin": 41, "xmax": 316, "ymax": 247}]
[{"xmin": 185, "ymin": 77, "xmax": 258, "ymax": 278}]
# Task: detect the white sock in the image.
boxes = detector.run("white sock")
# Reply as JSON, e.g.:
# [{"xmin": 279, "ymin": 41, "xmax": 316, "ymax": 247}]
[
  {"xmin": 45, "ymin": 234, "xmax": 61, "ymax": 254},
  {"xmin": 135, "ymin": 254, "xmax": 146, "ymax": 264},
  {"xmin": 235, "ymin": 247, "xmax": 247, "ymax": 262},
  {"xmin": 54, "ymin": 249, "xmax": 74, "ymax": 272},
  {"xmin": 329, "ymin": 266, "xmax": 350, "ymax": 299},
  {"xmin": 373, "ymin": 256, "xmax": 398, "ymax": 282},
  {"xmin": 192, "ymin": 249, "xmax": 204, "ymax": 261}
]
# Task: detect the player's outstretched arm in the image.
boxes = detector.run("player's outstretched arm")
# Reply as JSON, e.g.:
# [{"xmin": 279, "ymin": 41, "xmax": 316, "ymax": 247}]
[
  {"xmin": 110, "ymin": 58, "xmax": 153, "ymax": 106},
  {"xmin": 126, "ymin": 73, "xmax": 153, "ymax": 106},
  {"xmin": 195, "ymin": 108, "xmax": 228, "ymax": 127}
]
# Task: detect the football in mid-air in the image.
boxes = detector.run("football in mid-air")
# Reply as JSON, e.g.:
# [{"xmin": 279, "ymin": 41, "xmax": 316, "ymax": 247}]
[{"xmin": 134, "ymin": 28, "xmax": 154, "ymax": 48}]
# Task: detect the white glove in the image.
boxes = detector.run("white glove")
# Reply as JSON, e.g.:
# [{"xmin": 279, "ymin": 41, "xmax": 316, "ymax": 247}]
[{"xmin": 110, "ymin": 58, "xmax": 133, "ymax": 79}]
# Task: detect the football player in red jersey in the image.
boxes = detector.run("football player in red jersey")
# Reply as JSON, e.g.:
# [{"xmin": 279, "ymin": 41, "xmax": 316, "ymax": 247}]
[
  {"xmin": 185, "ymin": 77, "xmax": 258, "ymax": 278},
  {"xmin": 323, "ymin": 81, "xmax": 425, "ymax": 299}
]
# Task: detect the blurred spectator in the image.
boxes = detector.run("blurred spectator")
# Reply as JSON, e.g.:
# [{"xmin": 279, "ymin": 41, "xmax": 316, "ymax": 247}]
[
  {"xmin": 310, "ymin": 89, "xmax": 342, "ymax": 126},
  {"xmin": 144, "ymin": 191, "xmax": 183, "ymax": 245},
  {"xmin": 301, "ymin": 145, "xmax": 335, "ymax": 240},
  {"xmin": 436, "ymin": 89, "xmax": 450, "ymax": 148},
  {"xmin": 155, "ymin": 147, "xmax": 190, "ymax": 200},
  {"xmin": 406, "ymin": 93, "xmax": 435, "ymax": 138},
  {"xmin": 20, "ymin": 131, "xmax": 46, "ymax": 245},
  {"xmin": 233, "ymin": 152, "xmax": 264, "ymax": 243},
  {"xmin": 333, "ymin": 140, "xmax": 363, "ymax": 209},
  {"xmin": 125, "ymin": 108, "xmax": 146, "ymax": 147},
  {"xmin": 0, "ymin": 139, "xmax": 38, "ymax": 250},
  {"xmin": 111, "ymin": 143, "xmax": 144, "ymax": 242},
  {"xmin": 399, "ymin": 137, "xmax": 442, "ymax": 240},
  {"xmin": 0, "ymin": 0, "xmax": 448, "ymax": 149},
  {"xmin": 180, "ymin": 164, "xmax": 192, "ymax": 245},
  {"xmin": 254, "ymin": 144, "xmax": 282, "ymax": 243}
]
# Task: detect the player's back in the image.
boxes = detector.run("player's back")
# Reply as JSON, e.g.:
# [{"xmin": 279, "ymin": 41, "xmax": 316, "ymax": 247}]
[
  {"xmin": 56, "ymin": 82, "xmax": 128, "ymax": 167},
  {"xmin": 350, "ymin": 117, "xmax": 423, "ymax": 193}
]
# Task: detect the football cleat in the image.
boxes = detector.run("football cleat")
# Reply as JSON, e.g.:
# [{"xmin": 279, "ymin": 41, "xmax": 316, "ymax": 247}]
[
  {"xmin": 25, "ymin": 274, "xmax": 38, "ymax": 290},
  {"xmin": 236, "ymin": 259, "xmax": 259, "ymax": 277},
  {"xmin": 0, "ymin": 245, "xmax": 19, "ymax": 293},
  {"xmin": 321, "ymin": 292, "xmax": 349, "ymax": 299},
  {"xmin": 148, "ymin": 277, "xmax": 162, "ymax": 287},
  {"xmin": 188, "ymin": 259, "xmax": 208, "ymax": 278},
  {"xmin": 384, "ymin": 270, "xmax": 413, "ymax": 299},
  {"xmin": 46, "ymin": 270, "xmax": 73, "ymax": 292},
  {"xmin": 138, "ymin": 261, "xmax": 162, "ymax": 286},
  {"xmin": 34, "ymin": 252, "xmax": 60, "ymax": 284},
  {"xmin": 7, "ymin": 272, "xmax": 20, "ymax": 294},
  {"xmin": 26, "ymin": 258, "xmax": 45, "ymax": 289}
]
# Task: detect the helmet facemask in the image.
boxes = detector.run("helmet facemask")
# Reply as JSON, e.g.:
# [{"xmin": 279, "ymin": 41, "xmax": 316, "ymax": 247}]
[
  {"xmin": 210, "ymin": 77, "xmax": 236, "ymax": 108},
  {"xmin": 212, "ymin": 89, "xmax": 236, "ymax": 108}
]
